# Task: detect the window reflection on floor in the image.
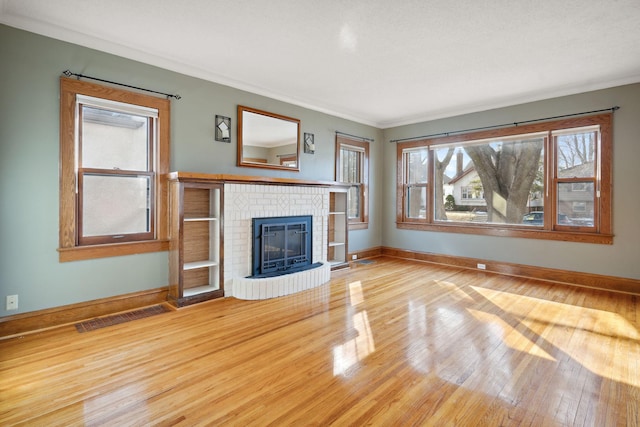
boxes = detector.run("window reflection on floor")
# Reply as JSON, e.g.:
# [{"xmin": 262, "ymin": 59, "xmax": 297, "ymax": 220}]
[
  {"xmin": 84, "ymin": 383, "xmax": 149, "ymax": 423},
  {"xmin": 333, "ymin": 281, "xmax": 376, "ymax": 376}
]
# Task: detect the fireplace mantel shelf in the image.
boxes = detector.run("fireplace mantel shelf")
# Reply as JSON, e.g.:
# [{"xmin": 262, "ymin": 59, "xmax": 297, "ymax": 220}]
[{"xmin": 168, "ymin": 171, "xmax": 343, "ymax": 188}]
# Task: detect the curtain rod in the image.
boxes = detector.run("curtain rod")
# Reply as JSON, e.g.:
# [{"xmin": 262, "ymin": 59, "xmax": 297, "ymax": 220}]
[
  {"xmin": 336, "ymin": 131, "xmax": 374, "ymax": 142},
  {"xmin": 62, "ymin": 70, "xmax": 181, "ymax": 100},
  {"xmin": 389, "ymin": 106, "xmax": 619, "ymax": 143}
]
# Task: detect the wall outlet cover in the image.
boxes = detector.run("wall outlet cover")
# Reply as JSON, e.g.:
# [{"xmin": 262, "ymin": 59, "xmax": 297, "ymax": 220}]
[{"xmin": 6, "ymin": 295, "xmax": 18, "ymax": 310}]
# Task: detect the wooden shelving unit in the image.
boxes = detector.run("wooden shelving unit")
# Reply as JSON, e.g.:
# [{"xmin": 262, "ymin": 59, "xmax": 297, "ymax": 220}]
[
  {"xmin": 168, "ymin": 178, "xmax": 223, "ymax": 307},
  {"xmin": 328, "ymin": 187, "xmax": 349, "ymax": 270}
]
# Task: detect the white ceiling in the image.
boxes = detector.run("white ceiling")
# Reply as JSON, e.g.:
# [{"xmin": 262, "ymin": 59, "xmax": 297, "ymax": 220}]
[{"xmin": 2, "ymin": 0, "xmax": 640, "ymax": 128}]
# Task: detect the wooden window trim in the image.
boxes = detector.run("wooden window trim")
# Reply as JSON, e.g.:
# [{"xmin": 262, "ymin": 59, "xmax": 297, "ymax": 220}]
[
  {"xmin": 59, "ymin": 77, "xmax": 170, "ymax": 261},
  {"xmin": 335, "ymin": 136, "xmax": 369, "ymax": 230},
  {"xmin": 398, "ymin": 143, "xmax": 430, "ymax": 224},
  {"xmin": 396, "ymin": 113, "xmax": 613, "ymax": 244}
]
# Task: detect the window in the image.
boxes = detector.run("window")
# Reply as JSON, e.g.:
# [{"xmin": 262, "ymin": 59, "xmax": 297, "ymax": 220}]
[
  {"xmin": 396, "ymin": 114, "xmax": 612, "ymax": 244},
  {"xmin": 461, "ymin": 186, "xmax": 484, "ymax": 200},
  {"xmin": 573, "ymin": 202, "xmax": 587, "ymax": 213},
  {"xmin": 279, "ymin": 154, "xmax": 297, "ymax": 167},
  {"xmin": 401, "ymin": 147, "xmax": 428, "ymax": 220},
  {"xmin": 554, "ymin": 126, "xmax": 599, "ymax": 229},
  {"xmin": 571, "ymin": 182, "xmax": 587, "ymax": 192},
  {"xmin": 59, "ymin": 78, "xmax": 170, "ymax": 261},
  {"xmin": 336, "ymin": 136, "xmax": 369, "ymax": 229}
]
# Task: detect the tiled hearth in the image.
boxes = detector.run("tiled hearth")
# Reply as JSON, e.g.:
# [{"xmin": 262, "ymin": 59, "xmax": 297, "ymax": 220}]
[{"xmin": 223, "ymin": 183, "xmax": 331, "ymax": 299}]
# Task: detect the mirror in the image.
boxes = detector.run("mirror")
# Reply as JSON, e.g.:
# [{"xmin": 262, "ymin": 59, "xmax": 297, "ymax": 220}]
[{"xmin": 237, "ymin": 105, "xmax": 300, "ymax": 171}]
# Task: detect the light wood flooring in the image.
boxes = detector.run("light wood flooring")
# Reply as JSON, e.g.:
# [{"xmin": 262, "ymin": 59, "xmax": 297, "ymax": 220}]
[{"xmin": 1, "ymin": 257, "xmax": 639, "ymax": 426}]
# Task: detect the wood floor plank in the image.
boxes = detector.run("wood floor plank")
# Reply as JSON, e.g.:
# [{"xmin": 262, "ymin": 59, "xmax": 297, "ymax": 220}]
[{"xmin": 1, "ymin": 257, "xmax": 638, "ymax": 426}]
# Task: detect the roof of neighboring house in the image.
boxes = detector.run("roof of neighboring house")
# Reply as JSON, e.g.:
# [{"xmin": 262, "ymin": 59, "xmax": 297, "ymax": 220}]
[
  {"xmin": 558, "ymin": 161, "xmax": 594, "ymax": 178},
  {"xmin": 447, "ymin": 165, "xmax": 477, "ymax": 185}
]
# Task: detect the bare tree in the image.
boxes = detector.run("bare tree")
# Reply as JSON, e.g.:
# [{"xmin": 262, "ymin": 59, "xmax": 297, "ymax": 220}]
[
  {"xmin": 465, "ymin": 139, "xmax": 542, "ymax": 223},
  {"xmin": 557, "ymin": 133, "xmax": 594, "ymax": 170},
  {"xmin": 434, "ymin": 148, "xmax": 454, "ymax": 220}
]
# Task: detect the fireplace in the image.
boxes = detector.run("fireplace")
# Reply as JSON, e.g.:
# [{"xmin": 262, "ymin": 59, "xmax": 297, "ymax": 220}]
[
  {"xmin": 252, "ymin": 215, "xmax": 321, "ymax": 277},
  {"xmin": 224, "ymin": 182, "xmax": 331, "ymax": 299}
]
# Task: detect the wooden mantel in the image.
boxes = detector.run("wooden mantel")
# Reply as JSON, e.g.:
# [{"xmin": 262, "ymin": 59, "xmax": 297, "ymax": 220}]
[{"xmin": 167, "ymin": 172, "xmax": 342, "ymax": 187}]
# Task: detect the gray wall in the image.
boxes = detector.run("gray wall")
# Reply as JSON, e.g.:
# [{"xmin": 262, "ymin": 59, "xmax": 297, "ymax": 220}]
[
  {"xmin": 382, "ymin": 84, "xmax": 640, "ymax": 280},
  {"xmin": 0, "ymin": 25, "xmax": 382, "ymax": 316}
]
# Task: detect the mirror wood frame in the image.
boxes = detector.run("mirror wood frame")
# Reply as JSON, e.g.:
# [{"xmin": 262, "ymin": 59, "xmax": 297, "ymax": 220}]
[{"xmin": 237, "ymin": 105, "xmax": 301, "ymax": 172}]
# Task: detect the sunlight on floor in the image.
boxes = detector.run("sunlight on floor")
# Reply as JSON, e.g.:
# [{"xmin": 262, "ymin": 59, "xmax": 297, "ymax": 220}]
[
  {"xmin": 468, "ymin": 308, "xmax": 555, "ymax": 361},
  {"xmin": 434, "ymin": 279, "xmax": 476, "ymax": 303},
  {"xmin": 472, "ymin": 285, "xmax": 640, "ymax": 388}
]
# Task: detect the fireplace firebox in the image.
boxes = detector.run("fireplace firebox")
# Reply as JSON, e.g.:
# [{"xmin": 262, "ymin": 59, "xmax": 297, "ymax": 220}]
[{"xmin": 252, "ymin": 215, "xmax": 319, "ymax": 278}]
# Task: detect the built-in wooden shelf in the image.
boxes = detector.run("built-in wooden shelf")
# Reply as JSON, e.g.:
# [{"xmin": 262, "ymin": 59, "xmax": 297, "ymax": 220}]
[
  {"xmin": 184, "ymin": 260, "xmax": 219, "ymax": 270},
  {"xmin": 183, "ymin": 285, "xmax": 220, "ymax": 297},
  {"xmin": 328, "ymin": 187, "xmax": 349, "ymax": 270},
  {"xmin": 168, "ymin": 177, "xmax": 224, "ymax": 307}
]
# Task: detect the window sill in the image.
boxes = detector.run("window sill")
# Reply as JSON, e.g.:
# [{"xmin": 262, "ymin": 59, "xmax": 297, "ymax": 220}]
[
  {"xmin": 348, "ymin": 221, "xmax": 369, "ymax": 230},
  {"xmin": 397, "ymin": 222, "xmax": 613, "ymax": 244},
  {"xmin": 58, "ymin": 240, "xmax": 170, "ymax": 262}
]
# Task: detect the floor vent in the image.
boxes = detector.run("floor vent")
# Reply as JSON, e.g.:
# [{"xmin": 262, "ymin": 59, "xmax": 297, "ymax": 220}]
[{"xmin": 75, "ymin": 305, "xmax": 170, "ymax": 333}]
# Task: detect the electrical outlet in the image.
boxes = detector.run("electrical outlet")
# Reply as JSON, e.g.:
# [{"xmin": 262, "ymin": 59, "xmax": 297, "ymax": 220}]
[
  {"xmin": 6, "ymin": 295, "xmax": 18, "ymax": 310},
  {"xmin": 352, "ymin": 254, "xmax": 358, "ymax": 260},
  {"xmin": 477, "ymin": 263, "xmax": 486, "ymax": 270}
]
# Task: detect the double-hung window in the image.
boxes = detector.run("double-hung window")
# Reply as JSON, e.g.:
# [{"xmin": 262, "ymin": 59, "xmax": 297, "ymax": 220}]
[
  {"xmin": 553, "ymin": 126, "xmax": 600, "ymax": 228},
  {"xmin": 396, "ymin": 114, "xmax": 612, "ymax": 244},
  {"xmin": 336, "ymin": 136, "xmax": 369, "ymax": 229},
  {"xmin": 77, "ymin": 96, "xmax": 156, "ymax": 245},
  {"xmin": 59, "ymin": 78, "xmax": 170, "ymax": 261},
  {"xmin": 401, "ymin": 146, "xmax": 428, "ymax": 221}
]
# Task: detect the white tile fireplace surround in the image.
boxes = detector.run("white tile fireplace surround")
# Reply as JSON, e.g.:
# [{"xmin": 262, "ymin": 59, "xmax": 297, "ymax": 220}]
[{"xmin": 224, "ymin": 183, "xmax": 331, "ymax": 299}]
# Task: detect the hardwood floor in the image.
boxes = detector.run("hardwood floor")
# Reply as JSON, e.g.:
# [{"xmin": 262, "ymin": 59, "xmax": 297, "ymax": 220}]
[{"xmin": 1, "ymin": 257, "xmax": 638, "ymax": 426}]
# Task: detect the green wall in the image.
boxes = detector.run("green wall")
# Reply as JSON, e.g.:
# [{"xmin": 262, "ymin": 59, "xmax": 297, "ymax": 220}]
[
  {"xmin": 0, "ymin": 25, "xmax": 382, "ymax": 316},
  {"xmin": 382, "ymin": 84, "xmax": 640, "ymax": 280}
]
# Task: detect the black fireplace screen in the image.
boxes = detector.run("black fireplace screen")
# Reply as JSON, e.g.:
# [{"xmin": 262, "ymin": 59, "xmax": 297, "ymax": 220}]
[{"xmin": 252, "ymin": 216, "xmax": 313, "ymax": 277}]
